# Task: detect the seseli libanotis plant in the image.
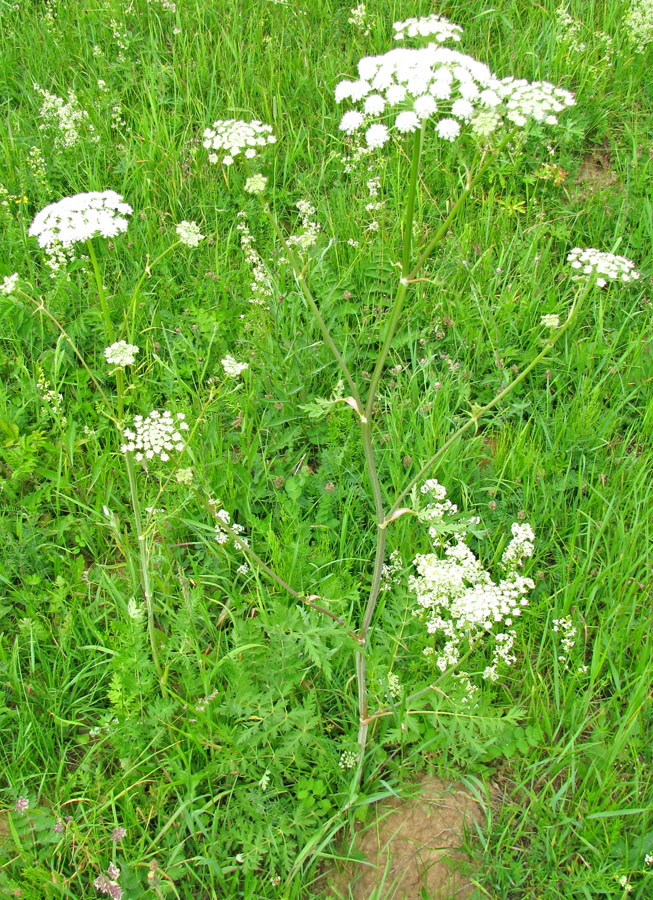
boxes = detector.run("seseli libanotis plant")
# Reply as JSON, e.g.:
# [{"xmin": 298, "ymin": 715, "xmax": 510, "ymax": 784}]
[{"xmin": 199, "ymin": 14, "xmax": 642, "ymax": 778}]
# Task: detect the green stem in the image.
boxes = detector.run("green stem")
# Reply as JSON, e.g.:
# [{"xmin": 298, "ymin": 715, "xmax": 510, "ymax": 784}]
[
  {"xmin": 86, "ymin": 239, "xmax": 114, "ymax": 342},
  {"xmin": 124, "ymin": 450, "xmax": 163, "ymax": 684},
  {"xmin": 261, "ymin": 202, "xmax": 362, "ymax": 409},
  {"xmin": 123, "ymin": 242, "xmax": 182, "ymax": 342},
  {"xmin": 387, "ymin": 281, "xmax": 592, "ymax": 520}
]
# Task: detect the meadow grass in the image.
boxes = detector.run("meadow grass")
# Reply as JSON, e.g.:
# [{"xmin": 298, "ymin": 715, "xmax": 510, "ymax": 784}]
[{"xmin": 0, "ymin": 1, "xmax": 651, "ymax": 898}]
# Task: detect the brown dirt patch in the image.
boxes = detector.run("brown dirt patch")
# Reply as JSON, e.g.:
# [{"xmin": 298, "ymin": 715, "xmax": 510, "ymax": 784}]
[
  {"xmin": 322, "ymin": 778, "xmax": 483, "ymax": 900},
  {"xmin": 575, "ymin": 147, "xmax": 621, "ymax": 197}
]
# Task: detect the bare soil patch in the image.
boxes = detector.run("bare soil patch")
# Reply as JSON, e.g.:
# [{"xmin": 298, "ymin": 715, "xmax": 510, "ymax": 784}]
[{"xmin": 322, "ymin": 778, "xmax": 483, "ymax": 900}]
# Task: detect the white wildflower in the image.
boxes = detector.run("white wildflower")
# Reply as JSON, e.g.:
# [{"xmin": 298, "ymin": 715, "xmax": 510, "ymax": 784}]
[
  {"xmin": 29, "ymin": 191, "xmax": 132, "ymax": 251},
  {"xmin": 120, "ymin": 409, "xmax": 189, "ymax": 463},
  {"xmin": 335, "ymin": 45, "xmax": 575, "ymax": 145},
  {"xmin": 203, "ymin": 119, "xmax": 276, "ymax": 165},
  {"xmin": 365, "ymin": 122, "xmax": 390, "ymax": 148},
  {"xmin": 348, "ymin": 3, "xmax": 370, "ymax": 36},
  {"xmin": 567, "ymin": 247, "xmax": 640, "ymax": 287},
  {"xmin": 1, "ymin": 273, "xmax": 18, "ymax": 295},
  {"xmin": 244, "ymin": 173, "xmax": 268, "ymax": 195},
  {"xmin": 213, "ymin": 505, "xmax": 248, "ymax": 547},
  {"xmin": 36, "ymin": 85, "xmax": 98, "ymax": 150},
  {"xmin": 221, "ymin": 355, "xmax": 249, "ymax": 377},
  {"xmin": 237, "ymin": 211, "xmax": 272, "ymax": 306},
  {"xmin": 339, "ymin": 750, "xmax": 358, "ymax": 770},
  {"xmin": 175, "ymin": 467, "xmax": 194, "ymax": 485},
  {"xmin": 176, "ymin": 220, "xmax": 204, "ymax": 247},
  {"xmin": 540, "ymin": 313, "xmax": 560, "ymax": 329},
  {"xmin": 393, "ymin": 15, "xmax": 463, "ymax": 44},
  {"xmin": 104, "ymin": 341, "xmax": 139, "ymax": 367},
  {"xmin": 501, "ymin": 523, "xmax": 535, "ymax": 570},
  {"xmin": 625, "ymin": 0, "xmax": 653, "ymax": 53},
  {"xmin": 287, "ymin": 199, "xmax": 321, "ymax": 253}
]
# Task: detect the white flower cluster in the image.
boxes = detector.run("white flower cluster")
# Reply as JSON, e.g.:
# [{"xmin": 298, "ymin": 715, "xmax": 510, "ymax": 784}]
[
  {"xmin": 287, "ymin": 200, "xmax": 321, "ymax": 253},
  {"xmin": 335, "ymin": 42, "xmax": 575, "ymax": 148},
  {"xmin": 176, "ymin": 220, "xmax": 204, "ymax": 247},
  {"xmin": 567, "ymin": 248, "xmax": 640, "ymax": 286},
  {"xmin": 237, "ymin": 211, "xmax": 273, "ymax": 307},
  {"xmin": 120, "ymin": 410, "xmax": 189, "ymax": 462},
  {"xmin": 37, "ymin": 369, "xmax": 66, "ymax": 425},
  {"xmin": 555, "ymin": 6, "xmax": 613, "ymax": 63},
  {"xmin": 213, "ymin": 506, "xmax": 248, "ymax": 546},
  {"xmin": 494, "ymin": 77, "xmax": 575, "ymax": 127},
  {"xmin": 380, "ymin": 548, "xmax": 403, "ymax": 591},
  {"xmin": 500, "ymin": 523, "xmax": 535, "ymax": 570},
  {"xmin": 552, "ymin": 615, "xmax": 576, "ymax": 670},
  {"xmin": 393, "ymin": 15, "xmax": 463, "ymax": 44},
  {"xmin": 410, "ymin": 483, "xmax": 534, "ymax": 679},
  {"xmin": 339, "ymin": 749, "xmax": 359, "ymax": 770},
  {"xmin": 36, "ymin": 84, "xmax": 98, "ymax": 150},
  {"xmin": 541, "ymin": 313, "xmax": 561, "ymax": 329},
  {"xmin": 244, "ymin": 173, "xmax": 268, "ymax": 195},
  {"xmin": 624, "ymin": 0, "xmax": 653, "ymax": 53},
  {"xmin": 1, "ymin": 273, "xmax": 18, "ymax": 295},
  {"xmin": 417, "ymin": 478, "xmax": 480, "ymax": 542},
  {"xmin": 203, "ymin": 119, "xmax": 276, "ymax": 166},
  {"xmin": 29, "ymin": 191, "xmax": 132, "ymax": 251},
  {"xmin": 104, "ymin": 341, "xmax": 139, "ymax": 367},
  {"xmin": 348, "ymin": 3, "xmax": 371, "ymax": 36},
  {"xmin": 221, "ymin": 355, "xmax": 249, "ymax": 377}
]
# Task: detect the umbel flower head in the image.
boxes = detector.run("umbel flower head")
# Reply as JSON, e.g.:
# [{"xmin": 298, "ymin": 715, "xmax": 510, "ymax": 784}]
[
  {"xmin": 567, "ymin": 247, "xmax": 640, "ymax": 286},
  {"xmin": 202, "ymin": 119, "xmax": 276, "ymax": 166},
  {"xmin": 176, "ymin": 220, "xmax": 204, "ymax": 247},
  {"xmin": 29, "ymin": 191, "xmax": 132, "ymax": 250},
  {"xmin": 120, "ymin": 409, "xmax": 189, "ymax": 462},
  {"xmin": 335, "ymin": 41, "xmax": 575, "ymax": 148},
  {"xmin": 393, "ymin": 15, "xmax": 463, "ymax": 43},
  {"xmin": 104, "ymin": 341, "xmax": 139, "ymax": 367}
]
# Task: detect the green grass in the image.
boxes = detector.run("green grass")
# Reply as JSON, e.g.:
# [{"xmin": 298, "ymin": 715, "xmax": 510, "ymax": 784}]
[{"xmin": 1, "ymin": 0, "xmax": 652, "ymax": 898}]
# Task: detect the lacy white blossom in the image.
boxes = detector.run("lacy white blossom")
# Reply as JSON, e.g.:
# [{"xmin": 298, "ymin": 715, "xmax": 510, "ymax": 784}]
[
  {"xmin": 237, "ymin": 211, "xmax": 273, "ymax": 307},
  {"xmin": 213, "ymin": 505, "xmax": 248, "ymax": 546},
  {"xmin": 1, "ymin": 273, "xmax": 18, "ymax": 295},
  {"xmin": 244, "ymin": 173, "xmax": 268, "ymax": 195},
  {"xmin": 36, "ymin": 84, "xmax": 98, "ymax": 149},
  {"xmin": 287, "ymin": 200, "xmax": 321, "ymax": 253},
  {"xmin": 335, "ymin": 44, "xmax": 575, "ymax": 147},
  {"xmin": 348, "ymin": 3, "xmax": 370, "ymax": 36},
  {"xmin": 176, "ymin": 220, "xmax": 204, "ymax": 247},
  {"xmin": 29, "ymin": 191, "xmax": 132, "ymax": 251},
  {"xmin": 411, "ymin": 483, "xmax": 534, "ymax": 680},
  {"xmin": 222, "ymin": 355, "xmax": 249, "ymax": 377},
  {"xmin": 624, "ymin": 0, "xmax": 653, "ymax": 53},
  {"xmin": 501, "ymin": 523, "xmax": 535, "ymax": 570},
  {"xmin": 393, "ymin": 15, "xmax": 463, "ymax": 43},
  {"xmin": 494, "ymin": 77, "xmax": 575, "ymax": 127},
  {"xmin": 203, "ymin": 119, "xmax": 276, "ymax": 166},
  {"xmin": 120, "ymin": 410, "xmax": 189, "ymax": 462},
  {"xmin": 104, "ymin": 341, "xmax": 139, "ymax": 367},
  {"xmin": 540, "ymin": 313, "xmax": 560, "ymax": 329},
  {"xmin": 567, "ymin": 248, "xmax": 640, "ymax": 286}
]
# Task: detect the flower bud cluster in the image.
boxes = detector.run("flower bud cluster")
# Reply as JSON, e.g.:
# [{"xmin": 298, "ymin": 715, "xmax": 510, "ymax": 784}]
[
  {"xmin": 567, "ymin": 248, "xmax": 640, "ymax": 286},
  {"xmin": 104, "ymin": 340, "xmax": 139, "ymax": 367},
  {"xmin": 236, "ymin": 211, "xmax": 272, "ymax": 307},
  {"xmin": 120, "ymin": 410, "xmax": 189, "ymax": 462},
  {"xmin": 203, "ymin": 119, "xmax": 276, "ymax": 166}
]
